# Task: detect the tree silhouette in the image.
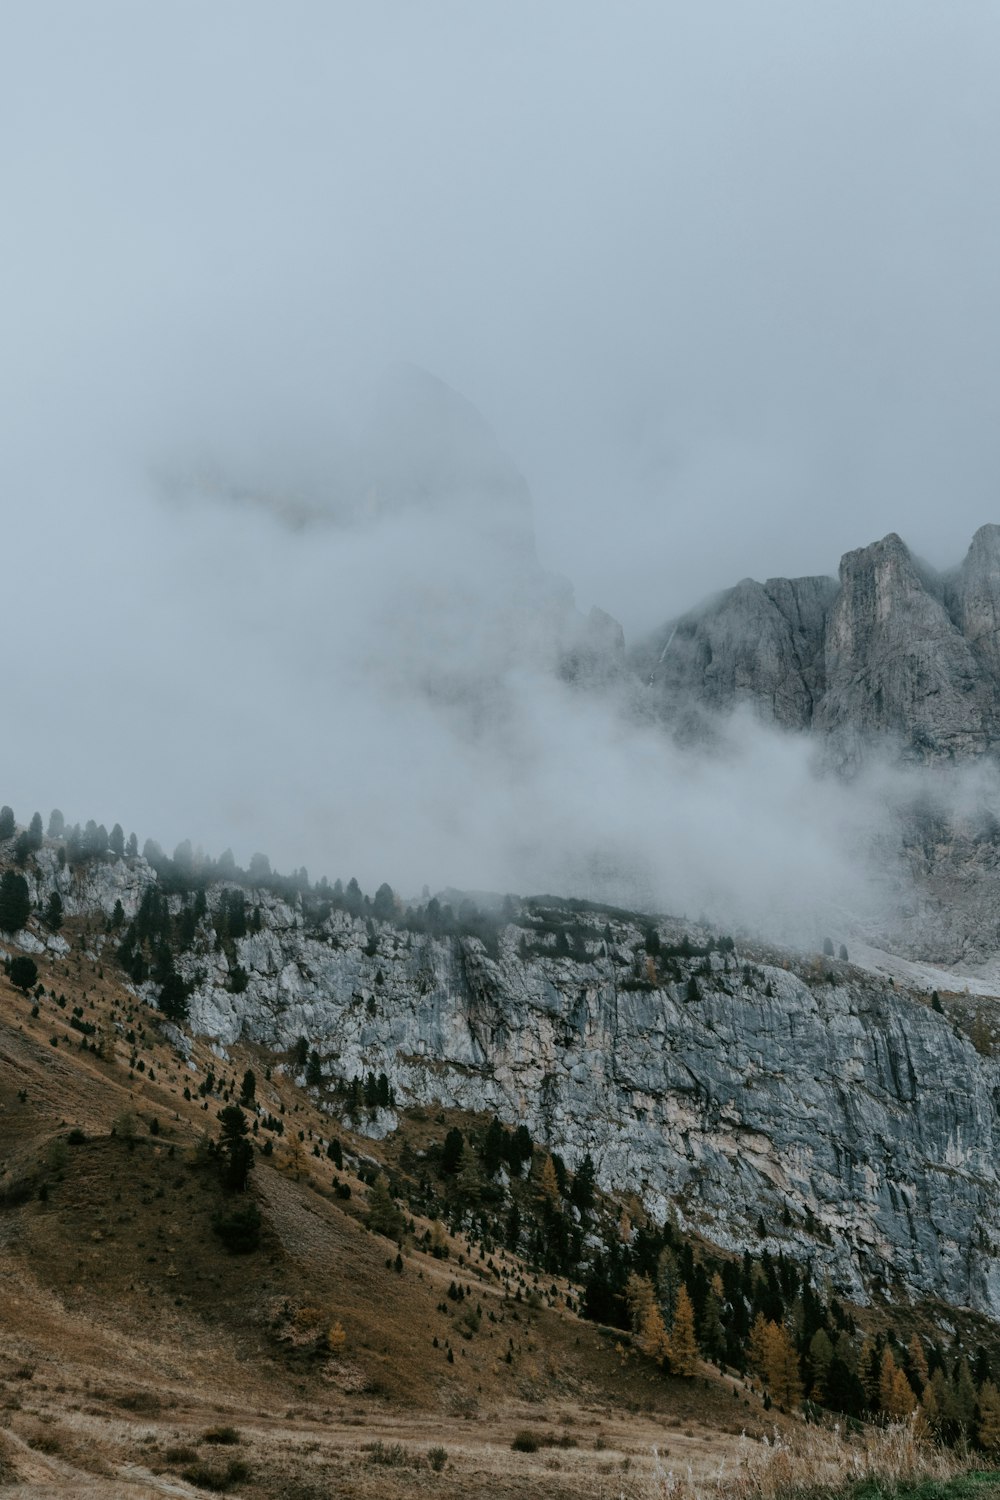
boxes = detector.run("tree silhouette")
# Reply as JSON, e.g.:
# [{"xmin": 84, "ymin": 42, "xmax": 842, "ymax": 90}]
[
  {"xmin": 217, "ymin": 1104, "xmax": 253, "ymax": 1191},
  {"xmin": 0, "ymin": 871, "xmax": 31, "ymax": 932},
  {"xmin": 9, "ymin": 956, "xmax": 38, "ymax": 993}
]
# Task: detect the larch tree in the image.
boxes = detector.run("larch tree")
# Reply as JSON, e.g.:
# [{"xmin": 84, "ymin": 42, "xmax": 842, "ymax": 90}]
[{"xmin": 669, "ymin": 1285, "xmax": 700, "ymax": 1378}]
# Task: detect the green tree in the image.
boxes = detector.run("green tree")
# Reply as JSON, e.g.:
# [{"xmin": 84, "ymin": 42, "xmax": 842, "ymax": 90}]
[
  {"xmin": 441, "ymin": 1127, "xmax": 464, "ymax": 1175},
  {"xmin": 570, "ymin": 1152, "xmax": 596, "ymax": 1213},
  {"xmin": 47, "ymin": 808, "xmax": 64, "ymax": 839},
  {"xmin": 44, "ymin": 891, "xmax": 63, "ymax": 931},
  {"xmin": 482, "ymin": 1116, "xmax": 506, "ymax": 1175},
  {"xmin": 0, "ymin": 806, "xmax": 14, "ymax": 840},
  {"xmin": 27, "ymin": 812, "xmax": 43, "ymax": 850},
  {"xmin": 366, "ymin": 1173, "xmax": 403, "ymax": 1238},
  {"xmin": 126, "ymin": 832, "xmax": 138, "ymax": 858},
  {"xmin": 0, "ymin": 871, "xmax": 31, "ymax": 932},
  {"xmin": 159, "ymin": 971, "xmax": 190, "ymax": 1023},
  {"xmin": 109, "ymin": 823, "xmax": 125, "ymax": 857},
  {"xmin": 239, "ymin": 1068, "xmax": 256, "ymax": 1106},
  {"xmin": 373, "ymin": 882, "xmax": 396, "ymax": 919},
  {"xmin": 217, "ymin": 1104, "xmax": 253, "ymax": 1191},
  {"xmin": 305, "ymin": 1049, "xmax": 323, "ymax": 1087},
  {"xmin": 9, "ymin": 955, "xmax": 38, "ymax": 993}
]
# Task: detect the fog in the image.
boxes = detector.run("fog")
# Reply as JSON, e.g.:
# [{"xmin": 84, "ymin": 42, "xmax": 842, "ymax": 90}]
[{"xmin": 3, "ymin": 3, "xmax": 1000, "ymax": 939}]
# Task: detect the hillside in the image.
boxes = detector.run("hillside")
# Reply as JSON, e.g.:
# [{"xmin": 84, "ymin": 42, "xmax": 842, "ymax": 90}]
[{"xmin": 2, "ymin": 823, "xmax": 1000, "ymax": 1495}]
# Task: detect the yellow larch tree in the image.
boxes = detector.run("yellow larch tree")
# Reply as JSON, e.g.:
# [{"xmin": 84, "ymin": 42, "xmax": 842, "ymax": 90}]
[{"xmin": 669, "ymin": 1285, "xmax": 699, "ymax": 1377}]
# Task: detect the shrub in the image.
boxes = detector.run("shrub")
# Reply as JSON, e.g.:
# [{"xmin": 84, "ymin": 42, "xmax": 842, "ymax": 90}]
[
  {"xmin": 202, "ymin": 1426, "xmax": 241, "ymax": 1445},
  {"xmin": 511, "ymin": 1431, "xmax": 540, "ymax": 1453},
  {"xmin": 428, "ymin": 1445, "xmax": 448, "ymax": 1471},
  {"xmin": 211, "ymin": 1201, "xmax": 261, "ymax": 1253},
  {"xmin": 181, "ymin": 1459, "xmax": 249, "ymax": 1492},
  {"xmin": 364, "ymin": 1441, "xmax": 410, "ymax": 1467}
]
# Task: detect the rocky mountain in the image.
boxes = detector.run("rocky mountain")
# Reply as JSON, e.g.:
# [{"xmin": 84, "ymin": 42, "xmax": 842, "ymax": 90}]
[
  {"xmin": 635, "ymin": 526, "xmax": 1000, "ymax": 762},
  {"xmin": 16, "ymin": 845, "xmax": 1000, "ymax": 1325}
]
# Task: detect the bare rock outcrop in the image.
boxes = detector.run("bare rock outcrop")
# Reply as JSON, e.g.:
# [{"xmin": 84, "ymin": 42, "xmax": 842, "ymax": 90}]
[{"xmin": 638, "ymin": 527, "xmax": 1000, "ymax": 762}]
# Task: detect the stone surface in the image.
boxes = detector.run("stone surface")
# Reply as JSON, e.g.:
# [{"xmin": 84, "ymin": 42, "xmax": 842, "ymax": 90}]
[
  {"xmin": 15, "ymin": 854, "xmax": 1000, "ymax": 1319},
  {"xmin": 637, "ymin": 528, "xmax": 1000, "ymax": 761},
  {"xmin": 152, "ymin": 882, "xmax": 999, "ymax": 1321}
]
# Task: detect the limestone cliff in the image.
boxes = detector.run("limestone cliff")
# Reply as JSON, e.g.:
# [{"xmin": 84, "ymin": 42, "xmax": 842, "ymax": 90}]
[
  {"xmin": 17, "ymin": 848, "xmax": 999, "ymax": 1325},
  {"xmin": 638, "ymin": 525, "xmax": 1000, "ymax": 761}
]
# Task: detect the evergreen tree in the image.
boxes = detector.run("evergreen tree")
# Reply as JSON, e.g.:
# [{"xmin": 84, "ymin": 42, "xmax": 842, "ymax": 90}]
[
  {"xmin": 47, "ymin": 808, "xmax": 64, "ymax": 839},
  {"xmin": 240, "ymin": 1068, "xmax": 256, "ymax": 1106},
  {"xmin": 126, "ymin": 832, "xmax": 138, "ymax": 858},
  {"xmin": 305, "ymin": 1049, "xmax": 323, "ymax": 1087},
  {"xmin": 977, "ymin": 1381, "xmax": 1000, "ymax": 1456},
  {"xmin": 373, "ymin": 882, "xmax": 396, "ymax": 919},
  {"xmin": 482, "ymin": 1117, "xmax": 506, "ymax": 1176},
  {"xmin": 0, "ymin": 871, "xmax": 31, "ymax": 932},
  {"xmin": 366, "ymin": 1173, "xmax": 403, "ymax": 1238},
  {"xmin": 44, "ymin": 890, "xmax": 63, "ymax": 931},
  {"xmin": 109, "ymin": 823, "xmax": 125, "ymax": 857},
  {"xmin": 159, "ymin": 971, "xmax": 190, "ymax": 1023},
  {"xmin": 0, "ymin": 806, "xmax": 14, "ymax": 840},
  {"xmin": 441, "ymin": 1127, "xmax": 464, "ymax": 1175},
  {"xmin": 9, "ymin": 955, "xmax": 38, "ymax": 993},
  {"xmin": 27, "ymin": 812, "xmax": 43, "ymax": 850},
  {"xmin": 217, "ymin": 1104, "xmax": 253, "ymax": 1191},
  {"xmin": 570, "ymin": 1152, "xmax": 596, "ymax": 1212},
  {"xmin": 808, "ymin": 1328, "xmax": 835, "ymax": 1402}
]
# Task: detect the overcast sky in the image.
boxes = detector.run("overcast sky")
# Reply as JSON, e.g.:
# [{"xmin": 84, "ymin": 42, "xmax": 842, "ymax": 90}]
[{"xmin": 3, "ymin": 2, "xmax": 999, "ymax": 919}]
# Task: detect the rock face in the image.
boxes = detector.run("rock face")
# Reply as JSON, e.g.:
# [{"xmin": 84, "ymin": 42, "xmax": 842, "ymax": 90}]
[
  {"xmin": 33, "ymin": 854, "xmax": 977, "ymax": 1322},
  {"xmin": 8, "ymin": 853, "xmax": 1000, "ymax": 1319},
  {"xmin": 638, "ymin": 526, "xmax": 1000, "ymax": 760}
]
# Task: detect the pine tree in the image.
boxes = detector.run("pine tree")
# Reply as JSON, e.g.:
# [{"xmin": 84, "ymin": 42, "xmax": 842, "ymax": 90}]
[
  {"xmin": 0, "ymin": 806, "xmax": 14, "ymax": 841},
  {"xmin": 908, "ymin": 1335, "xmax": 929, "ymax": 1390},
  {"xmin": 626, "ymin": 1273, "xmax": 656, "ymax": 1333},
  {"xmin": 977, "ymin": 1380, "xmax": 1000, "ymax": 1456},
  {"xmin": 441, "ymin": 1127, "xmax": 464, "ymax": 1175},
  {"xmin": 366, "ymin": 1173, "xmax": 403, "ymax": 1238},
  {"xmin": 217, "ymin": 1104, "xmax": 253, "ymax": 1191},
  {"xmin": 44, "ymin": 890, "xmax": 63, "ymax": 931},
  {"xmin": 0, "ymin": 871, "xmax": 31, "ymax": 933},
  {"xmin": 639, "ymin": 1300, "xmax": 672, "ymax": 1364},
  {"xmin": 482, "ymin": 1117, "xmax": 506, "ymax": 1176},
  {"xmin": 669, "ymin": 1286, "xmax": 699, "ymax": 1377},
  {"xmin": 887, "ymin": 1366, "xmax": 917, "ymax": 1418},
  {"xmin": 767, "ymin": 1322, "xmax": 803, "ymax": 1410},
  {"xmin": 9, "ymin": 956, "xmax": 38, "ymax": 993},
  {"xmin": 878, "ymin": 1347, "xmax": 900, "ymax": 1415},
  {"xmin": 536, "ymin": 1154, "xmax": 561, "ymax": 1208},
  {"xmin": 570, "ymin": 1151, "xmax": 596, "ymax": 1212},
  {"xmin": 809, "ymin": 1328, "xmax": 835, "ymax": 1401}
]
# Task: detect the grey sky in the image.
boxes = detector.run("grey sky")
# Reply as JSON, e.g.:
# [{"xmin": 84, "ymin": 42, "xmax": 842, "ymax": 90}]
[{"xmin": 2, "ymin": 2, "xmax": 999, "ymax": 921}]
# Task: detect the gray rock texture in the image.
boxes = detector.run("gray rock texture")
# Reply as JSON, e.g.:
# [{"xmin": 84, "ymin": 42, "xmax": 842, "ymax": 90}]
[
  {"xmin": 57, "ymin": 861, "xmax": 986, "ymax": 1324},
  {"xmin": 9, "ymin": 853, "xmax": 999, "ymax": 1320},
  {"xmin": 638, "ymin": 527, "xmax": 1000, "ymax": 761}
]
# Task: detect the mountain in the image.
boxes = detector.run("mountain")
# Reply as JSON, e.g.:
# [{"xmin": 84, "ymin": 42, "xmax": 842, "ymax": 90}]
[
  {"xmin": 11, "ymin": 842, "xmax": 1000, "ymax": 1325},
  {"xmin": 635, "ymin": 526, "xmax": 1000, "ymax": 762}
]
